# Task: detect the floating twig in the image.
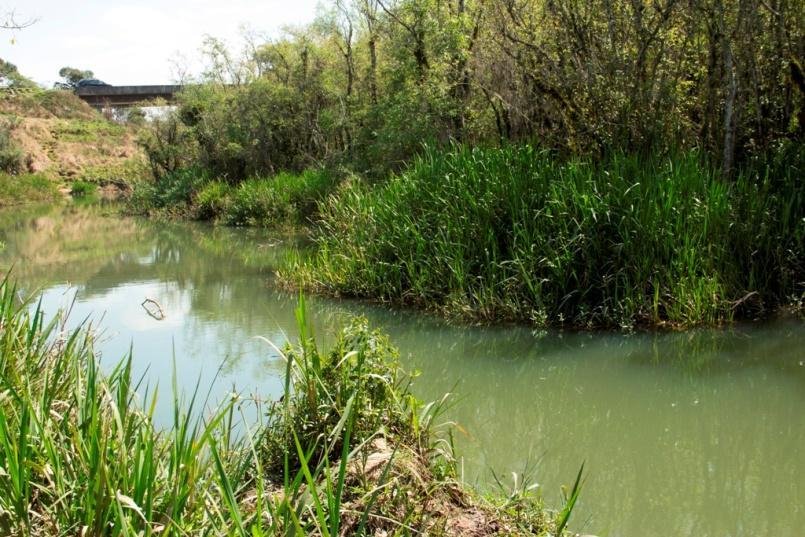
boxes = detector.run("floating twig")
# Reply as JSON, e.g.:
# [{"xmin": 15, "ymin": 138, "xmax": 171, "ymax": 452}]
[{"xmin": 141, "ymin": 298, "xmax": 165, "ymax": 320}]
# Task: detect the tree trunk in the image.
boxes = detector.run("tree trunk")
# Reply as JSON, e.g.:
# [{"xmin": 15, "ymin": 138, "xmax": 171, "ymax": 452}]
[{"xmin": 722, "ymin": 41, "xmax": 738, "ymax": 177}]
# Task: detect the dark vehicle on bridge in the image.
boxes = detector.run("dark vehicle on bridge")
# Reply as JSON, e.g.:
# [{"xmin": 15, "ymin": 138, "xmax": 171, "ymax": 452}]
[{"xmin": 76, "ymin": 79, "xmax": 111, "ymax": 88}]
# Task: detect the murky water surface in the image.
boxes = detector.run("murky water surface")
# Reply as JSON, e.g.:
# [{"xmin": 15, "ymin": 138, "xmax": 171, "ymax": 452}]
[{"xmin": 2, "ymin": 205, "xmax": 804, "ymax": 537}]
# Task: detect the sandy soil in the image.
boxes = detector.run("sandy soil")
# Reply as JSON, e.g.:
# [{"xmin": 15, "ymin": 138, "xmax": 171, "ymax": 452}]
[{"xmin": 12, "ymin": 116, "xmax": 141, "ymax": 179}]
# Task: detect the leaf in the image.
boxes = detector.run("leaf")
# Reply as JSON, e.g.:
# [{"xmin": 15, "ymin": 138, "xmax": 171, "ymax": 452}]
[{"xmin": 116, "ymin": 490, "xmax": 146, "ymax": 521}]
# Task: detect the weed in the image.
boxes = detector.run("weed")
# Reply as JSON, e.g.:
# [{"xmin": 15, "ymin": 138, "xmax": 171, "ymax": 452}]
[
  {"xmin": 291, "ymin": 144, "xmax": 804, "ymax": 328},
  {"xmin": 0, "ymin": 276, "xmax": 581, "ymax": 535}
]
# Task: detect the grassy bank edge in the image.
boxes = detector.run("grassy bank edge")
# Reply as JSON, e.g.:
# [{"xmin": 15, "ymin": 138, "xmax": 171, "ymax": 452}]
[
  {"xmin": 127, "ymin": 167, "xmax": 340, "ymax": 230},
  {"xmin": 281, "ymin": 146, "xmax": 804, "ymax": 330},
  {"xmin": 0, "ymin": 173, "xmax": 63, "ymax": 207},
  {"xmin": 128, "ymin": 143, "xmax": 804, "ymax": 330},
  {"xmin": 0, "ymin": 276, "xmax": 581, "ymax": 535}
]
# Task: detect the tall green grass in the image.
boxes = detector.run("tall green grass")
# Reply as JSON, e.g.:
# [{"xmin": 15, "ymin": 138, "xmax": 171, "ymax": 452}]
[
  {"xmin": 0, "ymin": 277, "xmax": 578, "ymax": 535},
  {"xmin": 222, "ymin": 169, "xmax": 337, "ymax": 227},
  {"xmin": 0, "ymin": 173, "xmax": 60, "ymax": 206},
  {"xmin": 130, "ymin": 168, "xmax": 338, "ymax": 227},
  {"xmin": 292, "ymin": 145, "xmax": 804, "ymax": 328}
]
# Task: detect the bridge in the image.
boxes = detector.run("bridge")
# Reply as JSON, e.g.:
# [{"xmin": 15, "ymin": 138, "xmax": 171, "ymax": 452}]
[{"xmin": 75, "ymin": 85, "xmax": 183, "ymax": 108}]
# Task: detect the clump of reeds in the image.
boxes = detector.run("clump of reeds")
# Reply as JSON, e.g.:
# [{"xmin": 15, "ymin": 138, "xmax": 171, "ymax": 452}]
[
  {"xmin": 129, "ymin": 168, "xmax": 338, "ymax": 228},
  {"xmin": 0, "ymin": 278, "xmax": 578, "ymax": 535},
  {"xmin": 291, "ymin": 144, "xmax": 804, "ymax": 328}
]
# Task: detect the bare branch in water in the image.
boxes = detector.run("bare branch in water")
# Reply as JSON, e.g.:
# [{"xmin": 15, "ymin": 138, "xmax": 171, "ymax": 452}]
[{"xmin": 141, "ymin": 298, "xmax": 165, "ymax": 321}]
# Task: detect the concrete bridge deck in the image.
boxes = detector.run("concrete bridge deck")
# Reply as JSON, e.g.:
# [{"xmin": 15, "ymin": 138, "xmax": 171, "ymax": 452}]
[{"xmin": 75, "ymin": 85, "xmax": 183, "ymax": 107}]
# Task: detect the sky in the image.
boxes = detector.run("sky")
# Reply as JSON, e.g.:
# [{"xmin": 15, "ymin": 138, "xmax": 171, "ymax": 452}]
[{"xmin": 1, "ymin": 0, "xmax": 321, "ymax": 87}]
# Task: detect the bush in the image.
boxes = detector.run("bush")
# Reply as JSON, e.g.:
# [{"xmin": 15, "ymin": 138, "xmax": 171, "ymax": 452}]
[
  {"xmin": 128, "ymin": 167, "xmax": 209, "ymax": 215},
  {"xmin": 126, "ymin": 107, "xmax": 146, "ymax": 125},
  {"xmin": 69, "ymin": 180, "xmax": 97, "ymax": 198},
  {"xmin": 294, "ymin": 145, "xmax": 805, "ymax": 328},
  {"xmin": 176, "ymin": 79, "xmax": 329, "ymax": 179},
  {"xmin": 138, "ymin": 115, "xmax": 198, "ymax": 181},
  {"xmin": 78, "ymin": 157, "xmax": 149, "ymax": 186},
  {"xmin": 194, "ymin": 180, "xmax": 231, "ymax": 219},
  {"xmin": 224, "ymin": 169, "xmax": 336, "ymax": 226}
]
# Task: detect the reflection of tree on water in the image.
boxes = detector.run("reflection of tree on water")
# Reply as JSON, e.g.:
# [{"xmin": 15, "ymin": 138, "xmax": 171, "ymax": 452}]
[
  {"xmin": 365, "ymin": 318, "xmax": 805, "ymax": 537},
  {"xmin": 0, "ymin": 205, "xmax": 147, "ymax": 288},
  {"xmin": 0, "ymin": 206, "xmax": 303, "ymax": 377}
]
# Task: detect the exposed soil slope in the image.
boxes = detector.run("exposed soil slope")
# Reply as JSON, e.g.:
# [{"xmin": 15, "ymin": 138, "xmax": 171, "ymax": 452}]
[{"xmin": 0, "ymin": 90, "xmax": 143, "ymax": 183}]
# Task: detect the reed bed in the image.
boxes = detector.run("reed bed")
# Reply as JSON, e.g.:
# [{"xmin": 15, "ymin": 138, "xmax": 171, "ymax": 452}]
[
  {"xmin": 292, "ymin": 145, "xmax": 804, "ymax": 328},
  {"xmin": 130, "ymin": 168, "xmax": 338, "ymax": 228},
  {"xmin": 0, "ymin": 278, "xmax": 574, "ymax": 535}
]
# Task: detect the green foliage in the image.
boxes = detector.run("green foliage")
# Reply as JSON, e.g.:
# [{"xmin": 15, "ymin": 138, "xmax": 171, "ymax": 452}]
[
  {"xmin": 140, "ymin": 0, "xmax": 804, "ymax": 180},
  {"xmin": 51, "ymin": 119, "xmax": 126, "ymax": 142},
  {"xmin": 128, "ymin": 0, "xmax": 804, "ymax": 327},
  {"xmin": 0, "ymin": 59, "xmax": 36, "ymax": 88},
  {"xmin": 129, "ymin": 168, "xmax": 209, "ymax": 215},
  {"xmin": 78, "ymin": 157, "xmax": 149, "ymax": 186},
  {"xmin": 138, "ymin": 114, "xmax": 197, "ymax": 181},
  {"xmin": 126, "ymin": 107, "xmax": 147, "ymax": 125},
  {"xmin": 70, "ymin": 180, "xmax": 97, "ymax": 198},
  {"xmin": 56, "ymin": 66, "xmax": 94, "ymax": 89},
  {"xmin": 0, "ymin": 173, "xmax": 59, "ymax": 206},
  {"xmin": 194, "ymin": 180, "xmax": 231, "ymax": 219},
  {"xmin": 0, "ymin": 277, "xmax": 572, "ymax": 535},
  {"xmin": 131, "ymin": 168, "xmax": 337, "ymax": 226},
  {"xmin": 292, "ymin": 145, "xmax": 805, "ymax": 328},
  {"xmin": 176, "ymin": 80, "xmax": 331, "ymax": 179},
  {"xmin": 224, "ymin": 169, "xmax": 337, "ymax": 226}
]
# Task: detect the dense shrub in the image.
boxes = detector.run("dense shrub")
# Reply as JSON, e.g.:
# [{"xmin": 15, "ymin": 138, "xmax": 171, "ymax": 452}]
[
  {"xmin": 69, "ymin": 180, "xmax": 97, "ymax": 198},
  {"xmin": 194, "ymin": 180, "xmax": 231, "ymax": 219},
  {"xmin": 176, "ymin": 81, "xmax": 338, "ymax": 179},
  {"xmin": 294, "ymin": 145, "xmax": 805, "ymax": 328},
  {"xmin": 138, "ymin": 115, "xmax": 198, "ymax": 181},
  {"xmin": 128, "ymin": 167, "xmax": 209, "ymax": 214},
  {"xmin": 224, "ymin": 169, "xmax": 337, "ymax": 226},
  {"xmin": 126, "ymin": 107, "xmax": 146, "ymax": 125},
  {"xmin": 130, "ymin": 168, "xmax": 337, "ymax": 225}
]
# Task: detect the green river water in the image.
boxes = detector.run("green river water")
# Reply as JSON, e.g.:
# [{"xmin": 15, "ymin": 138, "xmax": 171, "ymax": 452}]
[{"xmin": 2, "ymin": 204, "xmax": 804, "ymax": 536}]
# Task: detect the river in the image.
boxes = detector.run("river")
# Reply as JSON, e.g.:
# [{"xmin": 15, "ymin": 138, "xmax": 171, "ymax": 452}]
[{"xmin": 2, "ymin": 204, "xmax": 804, "ymax": 537}]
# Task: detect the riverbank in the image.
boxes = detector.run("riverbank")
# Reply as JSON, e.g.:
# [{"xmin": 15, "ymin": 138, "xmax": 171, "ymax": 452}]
[
  {"xmin": 129, "ymin": 143, "xmax": 804, "ymax": 330},
  {"xmin": 0, "ymin": 172, "xmax": 61, "ymax": 206},
  {"xmin": 0, "ymin": 276, "xmax": 579, "ymax": 535},
  {"xmin": 0, "ymin": 89, "xmax": 144, "ymax": 205},
  {"xmin": 288, "ymin": 145, "xmax": 804, "ymax": 329},
  {"xmin": 129, "ymin": 167, "xmax": 338, "ymax": 228},
  {"xmin": 3, "ymin": 205, "xmax": 805, "ymax": 536}
]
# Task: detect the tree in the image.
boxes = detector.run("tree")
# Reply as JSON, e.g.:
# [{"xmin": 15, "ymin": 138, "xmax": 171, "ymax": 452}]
[
  {"xmin": 55, "ymin": 66, "xmax": 94, "ymax": 89},
  {"xmin": 0, "ymin": 58, "xmax": 35, "ymax": 87}
]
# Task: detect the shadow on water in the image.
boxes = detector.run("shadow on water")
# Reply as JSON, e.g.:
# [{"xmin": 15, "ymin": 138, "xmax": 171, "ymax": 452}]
[{"xmin": 2, "ymin": 204, "xmax": 804, "ymax": 537}]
